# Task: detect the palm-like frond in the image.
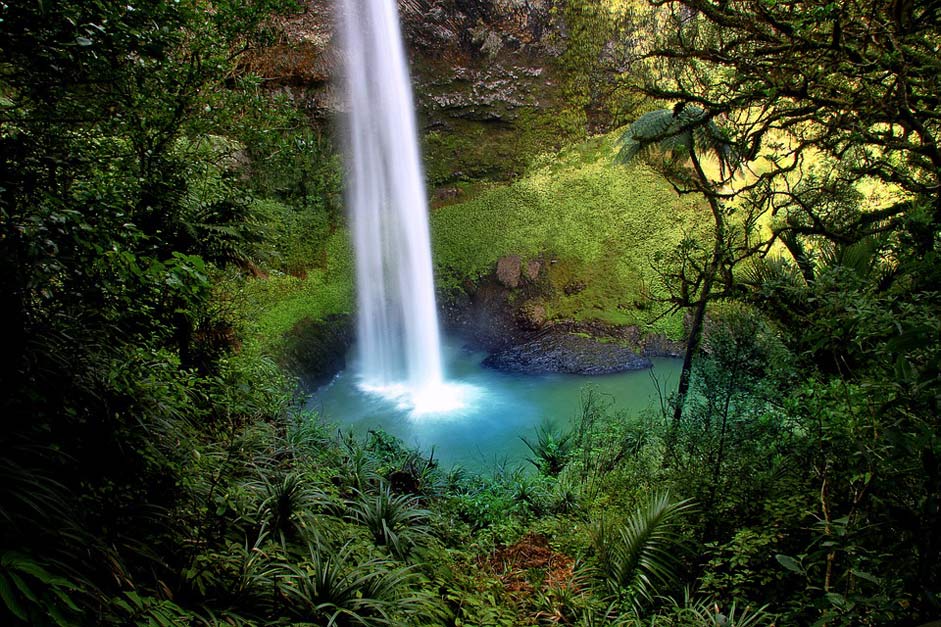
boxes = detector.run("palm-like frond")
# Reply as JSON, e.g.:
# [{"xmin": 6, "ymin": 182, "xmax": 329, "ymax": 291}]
[
  {"xmin": 590, "ymin": 492, "xmax": 695, "ymax": 613},
  {"xmin": 819, "ymin": 235, "xmax": 883, "ymax": 279},
  {"xmin": 520, "ymin": 421, "xmax": 574, "ymax": 475},
  {"xmin": 346, "ymin": 485, "xmax": 431, "ymax": 559},
  {"xmin": 617, "ymin": 106, "xmax": 737, "ymax": 178},
  {"xmin": 280, "ymin": 543, "xmax": 436, "ymax": 627},
  {"xmin": 740, "ymin": 256, "xmax": 807, "ymax": 292}
]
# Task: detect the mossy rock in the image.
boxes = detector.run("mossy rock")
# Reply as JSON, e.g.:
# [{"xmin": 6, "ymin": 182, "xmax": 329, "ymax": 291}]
[{"xmin": 278, "ymin": 313, "xmax": 353, "ymax": 388}]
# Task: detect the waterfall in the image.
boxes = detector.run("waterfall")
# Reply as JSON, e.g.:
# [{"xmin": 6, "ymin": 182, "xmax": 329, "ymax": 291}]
[{"xmin": 339, "ymin": 0, "xmax": 455, "ymax": 415}]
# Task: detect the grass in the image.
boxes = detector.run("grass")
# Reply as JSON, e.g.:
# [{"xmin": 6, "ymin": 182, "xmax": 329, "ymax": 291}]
[{"xmin": 430, "ymin": 131, "xmax": 707, "ymax": 337}]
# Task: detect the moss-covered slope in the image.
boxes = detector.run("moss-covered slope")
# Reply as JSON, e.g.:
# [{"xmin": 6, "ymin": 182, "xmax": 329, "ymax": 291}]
[{"xmin": 431, "ymin": 132, "xmax": 706, "ymax": 337}]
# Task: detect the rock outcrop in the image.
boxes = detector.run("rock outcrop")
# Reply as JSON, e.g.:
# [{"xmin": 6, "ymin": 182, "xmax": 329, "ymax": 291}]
[
  {"xmin": 443, "ymin": 256, "xmax": 685, "ymax": 376},
  {"xmin": 240, "ymin": 1, "xmax": 618, "ymax": 183},
  {"xmin": 279, "ymin": 313, "xmax": 354, "ymax": 389},
  {"xmin": 243, "ymin": 1, "xmax": 559, "ymax": 121},
  {"xmin": 482, "ymin": 331, "xmax": 652, "ymax": 375}
]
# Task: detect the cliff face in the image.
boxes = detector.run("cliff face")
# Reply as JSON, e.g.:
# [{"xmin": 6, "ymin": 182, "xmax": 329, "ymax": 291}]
[
  {"xmin": 241, "ymin": 0, "xmax": 586, "ymax": 184},
  {"xmin": 403, "ymin": 0, "xmax": 560, "ymax": 122}
]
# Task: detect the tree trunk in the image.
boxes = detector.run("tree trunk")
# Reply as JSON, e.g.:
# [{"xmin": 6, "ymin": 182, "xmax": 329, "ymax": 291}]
[{"xmin": 669, "ymin": 153, "xmax": 726, "ymax": 439}]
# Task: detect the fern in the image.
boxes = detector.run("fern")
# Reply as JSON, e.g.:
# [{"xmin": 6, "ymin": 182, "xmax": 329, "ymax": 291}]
[
  {"xmin": 590, "ymin": 492, "xmax": 696, "ymax": 613},
  {"xmin": 617, "ymin": 106, "xmax": 737, "ymax": 178}
]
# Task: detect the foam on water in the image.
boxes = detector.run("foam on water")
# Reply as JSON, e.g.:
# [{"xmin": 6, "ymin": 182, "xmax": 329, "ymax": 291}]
[{"xmin": 357, "ymin": 379, "xmax": 482, "ymax": 419}]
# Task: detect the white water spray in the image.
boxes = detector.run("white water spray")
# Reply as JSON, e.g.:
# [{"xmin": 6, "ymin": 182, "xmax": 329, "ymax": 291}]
[{"xmin": 339, "ymin": 0, "xmax": 464, "ymax": 415}]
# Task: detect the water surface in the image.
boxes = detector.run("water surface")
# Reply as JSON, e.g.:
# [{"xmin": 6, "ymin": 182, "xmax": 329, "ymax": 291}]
[{"xmin": 306, "ymin": 336, "xmax": 681, "ymax": 471}]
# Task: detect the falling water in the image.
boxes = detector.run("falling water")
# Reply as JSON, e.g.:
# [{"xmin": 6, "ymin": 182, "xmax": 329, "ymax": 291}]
[{"xmin": 339, "ymin": 0, "xmax": 461, "ymax": 415}]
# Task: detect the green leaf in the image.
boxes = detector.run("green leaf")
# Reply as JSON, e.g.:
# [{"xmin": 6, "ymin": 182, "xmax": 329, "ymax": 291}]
[
  {"xmin": 5, "ymin": 556, "xmax": 54, "ymax": 582},
  {"xmin": 826, "ymin": 592, "xmax": 852, "ymax": 610},
  {"xmin": 48, "ymin": 604, "xmax": 74, "ymax": 627},
  {"xmin": 0, "ymin": 574, "xmax": 28, "ymax": 620},
  {"xmin": 75, "ymin": 36, "xmax": 93, "ymax": 46},
  {"xmin": 8, "ymin": 572, "xmax": 38, "ymax": 604},
  {"xmin": 851, "ymin": 569, "xmax": 881, "ymax": 585},
  {"xmin": 52, "ymin": 587, "xmax": 81, "ymax": 612},
  {"xmin": 775, "ymin": 553, "xmax": 804, "ymax": 574}
]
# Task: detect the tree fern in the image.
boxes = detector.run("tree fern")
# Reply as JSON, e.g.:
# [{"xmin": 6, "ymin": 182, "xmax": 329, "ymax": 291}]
[{"xmin": 617, "ymin": 105, "xmax": 737, "ymax": 179}]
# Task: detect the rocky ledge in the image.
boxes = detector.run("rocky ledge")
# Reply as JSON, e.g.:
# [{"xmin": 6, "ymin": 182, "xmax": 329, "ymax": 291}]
[
  {"xmin": 443, "ymin": 255, "xmax": 686, "ymax": 376},
  {"xmin": 279, "ymin": 313, "xmax": 353, "ymax": 389},
  {"xmin": 482, "ymin": 331, "xmax": 652, "ymax": 375}
]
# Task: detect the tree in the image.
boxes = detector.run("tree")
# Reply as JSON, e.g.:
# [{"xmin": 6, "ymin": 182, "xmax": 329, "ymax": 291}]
[
  {"xmin": 0, "ymin": 0, "xmax": 299, "ymax": 620},
  {"xmin": 619, "ymin": 0, "xmax": 941, "ymax": 619},
  {"xmin": 633, "ymin": 0, "xmax": 940, "ymax": 251},
  {"xmin": 616, "ymin": 104, "xmax": 739, "ymax": 430}
]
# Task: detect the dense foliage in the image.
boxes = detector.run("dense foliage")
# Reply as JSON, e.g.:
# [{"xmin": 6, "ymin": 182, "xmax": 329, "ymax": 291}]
[{"xmin": 1, "ymin": 0, "xmax": 938, "ymax": 625}]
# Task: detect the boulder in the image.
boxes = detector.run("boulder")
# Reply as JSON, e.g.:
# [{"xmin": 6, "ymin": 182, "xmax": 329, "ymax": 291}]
[
  {"xmin": 482, "ymin": 331, "xmax": 653, "ymax": 375},
  {"xmin": 525, "ymin": 259, "xmax": 541, "ymax": 281},
  {"xmin": 496, "ymin": 255, "xmax": 522, "ymax": 288},
  {"xmin": 279, "ymin": 314, "xmax": 354, "ymax": 389},
  {"xmin": 642, "ymin": 333, "xmax": 687, "ymax": 358},
  {"xmin": 515, "ymin": 301, "xmax": 547, "ymax": 331}
]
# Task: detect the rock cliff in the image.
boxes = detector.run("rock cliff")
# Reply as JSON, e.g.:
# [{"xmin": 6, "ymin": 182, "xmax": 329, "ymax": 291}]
[{"xmin": 241, "ymin": 0, "xmax": 624, "ymax": 184}]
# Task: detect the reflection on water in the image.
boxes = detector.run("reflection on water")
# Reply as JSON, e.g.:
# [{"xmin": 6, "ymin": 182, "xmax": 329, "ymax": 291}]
[{"xmin": 305, "ymin": 336, "xmax": 681, "ymax": 471}]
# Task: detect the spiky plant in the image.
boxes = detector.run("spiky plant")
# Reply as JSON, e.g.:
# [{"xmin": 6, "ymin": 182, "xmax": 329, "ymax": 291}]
[
  {"xmin": 346, "ymin": 485, "xmax": 431, "ymax": 559},
  {"xmin": 442, "ymin": 465, "xmax": 467, "ymax": 494},
  {"xmin": 686, "ymin": 600, "xmax": 776, "ymax": 626},
  {"xmin": 337, "ymin": 433, "xmax": 380, "ymax": 492},
  {"xmin": 660, "ymin": 591, "xmax": 776, "ymax": 627},
  {"xmin": 249, "ymin": 472, "xmax": 326, "ymax": 544},
  {"xmin": 224, "ymin": 528, "xmax": 286, "ymax": 614},
  {"xmin": 506, "ymin": 467, "xmax": 549, "ymax": 514},
  {"xmin": 521, "ymin": 421, "xmax": 574, "ymax": 476},
  {"xmin": 589, "ymin": 492, "xmax": 696, "ymax": 613},
  {"xmin": 280, "ymin": 543, "xmax": 437, "ymax": 626},
  {"xmin": 387, "ymin": 448, "xmax": 442, "ymax": 497}
]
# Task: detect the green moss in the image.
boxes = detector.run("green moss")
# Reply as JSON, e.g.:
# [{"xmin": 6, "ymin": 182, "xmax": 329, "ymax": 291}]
[
  {"xmin": 422, "ymin": 108, "xmax": 583, "ymax": 187},
  {"xmin": 237, "ymin": 265, "xmax": 353, "ymax": 356},
  {"xmin": 239, "ymin": 129, "xmax": 702, "ymax": 355},
  {"xmin": 430, "ymin": 130, "xmax": 706, "ymax": 338}
]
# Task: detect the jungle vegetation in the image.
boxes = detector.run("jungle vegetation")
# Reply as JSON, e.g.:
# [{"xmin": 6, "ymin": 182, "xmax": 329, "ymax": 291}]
[{"xmin": 1, "ymin": 0, "xmax": 938, "ymax": 625}]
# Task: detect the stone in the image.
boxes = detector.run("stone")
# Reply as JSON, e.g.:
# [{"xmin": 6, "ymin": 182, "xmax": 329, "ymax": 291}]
[
  {"xmin": 515, "ymin": 301, "xmax": 547, "ymax": 331},
  {"xmin": 482, "ymin": 331, "xmax": 653, "ymax": 375},
  {"xmin": 496, "ymin": 255, "xmax": 522, "ymax": 288},
  {"xmin": 525, "ymin": 260, "xmax": 541, "ymax": 281},
  {"xmin": 563, "ymin": 280, "xmax": 586, "ymax": 295},
  {"xmin": 642, "ymin": 333, "xmax": 686, "ymax": 358}
]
